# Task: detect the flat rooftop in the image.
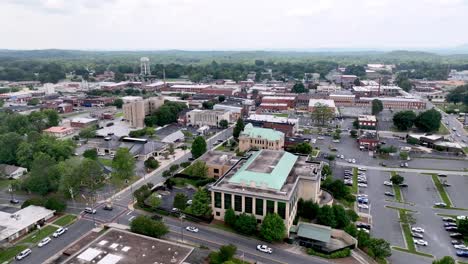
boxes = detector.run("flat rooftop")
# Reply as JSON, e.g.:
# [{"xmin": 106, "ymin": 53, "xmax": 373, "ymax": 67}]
[
  {"xmin": 64, "ymin": 228, "xmax": 193, "ymax": 264},
  {"xmin": 199, "ymin": 151, "xmax": 239, "ymax": 166},
  {"xmin": 211, "ymin": 150, "xmax": 322, "ymax": 199},
  {"xmin": 0, "ymin": 206, "xmax": 55, "ymax": 241}
]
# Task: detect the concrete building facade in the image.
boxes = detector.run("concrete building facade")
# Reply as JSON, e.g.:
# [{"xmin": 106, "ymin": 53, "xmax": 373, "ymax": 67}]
[
  {"xmin": 239, "ymin": 123, "xmax": 285, "ymax": 152},
  {"xmin": 186, "ymin": 109, "xmax": 230, "ymax": 127},
  {"xmin": 123, "ymin": 96, "xmax": 165, "ymax": 128}
]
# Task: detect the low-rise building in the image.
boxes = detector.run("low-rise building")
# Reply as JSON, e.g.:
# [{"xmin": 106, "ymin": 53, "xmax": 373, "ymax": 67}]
[
  {"xmin": 357, "ymin": 131, "xmax": 379, "ymax": 150},
  {"xmin": 316, "ymin": 84, "xmax": 341, "ymax": 93},
  {"xmin": 239, "ymin": 123, "xmax": 284, "ymax": 152},
  {"xmin": 261, "ymin": 96, "xmax": 296, "ymax": 108},
  {"xmin": 210, "ymin": 150, "xmax": 326, "ymax": 234},
  {"xmin": 43, "ymin": 126, "xmax": 75, "ymax": 138},
  {"xmin": 0, "ymin": 164, "xmax": 28, "ymax": 179},
  {"xmin": 355, "ymin": 97, "xmax": 426, "ymax": 110},
  {"xmin": 70, "ymin": 117, "xmax": 98, "ymax": 128},
  {"xmin": 257, "ymin": 103, "xmax": 289, "ymax": 112},
  {"xmin": 246, "ymin": 114, "xmax": 299, "ymax": 137},
  {"xmin": 358, "ymin": 115, "xmax": 377, "ymax": 130},
  {"xmin": 199, "ymin": 151, "xmax": 239, "ymax": 178},
  {"xmin": 308, "ymin": 99, "xmax": 336, "ymax": 113},
  {"xmin": 186, "ymin": 109, "xmax": 230, "ymax": 127},
  {"xmin": 0, "ymin": 206, "xmax": 55, "ymax": 244},
  {"xmin": 96, "ymin": 137, "xmax": 167, "ymax": 161}
]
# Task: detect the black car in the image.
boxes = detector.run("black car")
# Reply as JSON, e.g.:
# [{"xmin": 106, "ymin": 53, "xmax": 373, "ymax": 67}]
[
  {"xmin": 399, "ymin": 183, "xmax": 408, "ymax": 187},
  {"xmin": 10, "ymin": 199, "xmax": 20, "ymax": 204},
  {"xmin": 151, "ymin": 214, "xmax": 163, "ymax": 221},
  {"xmin": 444, "ymin": 223, "xmax": 457, "ymax": 227},
  {"xmin": 446, "ymin": 227, "xmax": 458, "ymax": 231},
  {"xmin": 452, "ymin": 240, "xmax": 462, "ymax": 245},
  {"xmin": 356, "ymin": 223, "xmax": 371, "ymax": 230},
  {"xmin": 450, "ymin": 233, "xmax": 463, "ymax": 238}
]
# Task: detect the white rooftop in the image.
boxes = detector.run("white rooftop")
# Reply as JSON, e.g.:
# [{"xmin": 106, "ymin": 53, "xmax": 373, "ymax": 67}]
[
  {"xmin": 308, "ymin": 99, "xmax": 336, "ymax": 108},
  {"xmin": 71, "ymin": 117, "xmax": 98, "ymax": 123},
  {"xmin": 78, "ymin": 248, "xmax": 102, "ymax": 262},
  {"xmin": 262, "ymin": 96, "xmax": 295, "ymax": 100},
  {"xmin": 358, "ymin": 115, "xmax": 377, "ymax": 122},
  {"xmin": 247, "ymin": 114, "xmax": 298, "ymax": 124},
  {"xmin": 0, "ymin": 206, "xmax": 55, "ymax": 241},
  {"xmin": 170, "ymin": 84, "xmax": 211, "ymax": 89}
]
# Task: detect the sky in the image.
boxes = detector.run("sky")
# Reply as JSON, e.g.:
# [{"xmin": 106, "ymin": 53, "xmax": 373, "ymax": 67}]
[{"xmin": 1, "ymin": 0, "xmax": 468, "ymax": 50}]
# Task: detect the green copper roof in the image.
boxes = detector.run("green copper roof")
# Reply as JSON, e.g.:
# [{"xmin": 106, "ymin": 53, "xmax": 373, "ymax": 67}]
[
  {"xmin": 228, "ymin": 150, "xmax": 297, "ymax": 190},
  {"xmin": 240, "ymin": 123, "xmax": 284, "ymax": 141},
  {"xmin": 297, "ymin": 222, "xmax": 331, "ymax": 243}
]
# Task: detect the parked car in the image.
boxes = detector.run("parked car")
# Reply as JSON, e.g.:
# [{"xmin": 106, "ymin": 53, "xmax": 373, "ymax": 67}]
[
  {"xmin": 414, "ymin": 239, "xmax": 428, "ymax": 246},
  {"xmin": 84, "ymin": 207, "xmax": 96, "ymax": 214},
  {"xmin": 358, "ymin": 167, "xmax": 367, "ymax": 171},
  {"xmin": 358, "ymin": 204, "xmax": 369, "ymax": 209},
  {"xmin": 399, "ymin": 183, "xmax": 408, "ymax": 187},
  {"xmin": 446, "ymin": 226, "xmax": 458, "ymax": 231},
  {"xmin": 256, "ymin": 245, "xmax": 273, "ymax": 254},
  {"xmin": 16, "ymin": 248, "xmax": 32, "ymax": 260},
  {"xmin": 357, "ymin": 228, "xmax": 369, "ymax": 234},
  {"xmin": 53, "ymin": 227, "xmax": 68, "ymax": 238},
  {"xmin": 444, "ymin": 223, "xmax": 457, "ymax": 227},
  {"xmin": 434, "ymin": 202, "xmax": 447, "ymax": 207},
  {"xmin": 411, "ymin": 227, "xmax": 424, "ymax": 233},
  {"xmin": 443, "ymin": 217, "xmax": 457, "ymax": 223},
  {"xmin": 457, "ymin": 215, "xmax": 467, "ymax": 220},
  {"xmin": 103, "ymin": 204, "xmax": 113, "ymax": 211},
  {"xmin": 454, "ymin": 244, "xmax": 468, "ymax": 250},
  {"xmin": 186, "ymin": 226, "xmax": 199, "ymax": 233},
  {"xmin": 438, "ymin": 174, "xmax": 448, "ymax": 177},
  {"xmin": 411, "ymin": 232, "xmax": 423, "ymax": 239},
  {"xmin": 452, "ymin": 240, "xmax": 462, "ymax": 245},
  {"xmin": 384, "ymin": 192, "xmax": 395, "ymax": 197},
  {"xmin": 456, "ymin": 250, "xmax": 468, "ymax": 257},
  {"xmin": 38, "ymin": 237, "xmax": 52, "ymax": 247},
  {"xmin": 383, "ymin": 181, "xmax": 393, "ymax": 186},
  {"xmin": 450, "ymin": 233, "xmax": 463, "ymax": 238},
  {"xmin": 10, "ymin": 198, "xmax": 20, "ymax": 204},
  {"xmin": 356, "ymin": 223, "xmax": 371, "ymax": 230}
]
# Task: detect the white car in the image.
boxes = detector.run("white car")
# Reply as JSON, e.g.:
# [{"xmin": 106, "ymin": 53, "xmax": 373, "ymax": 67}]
[
  {"xmin": 340, "ymin": 155, "xmax": 344, "ymax": 159},
  {"xmin": 411, "ymin": 227, "xmax": 425, "ymax": 233},
  {"xmin": 357, "ymin": 228, "xmax": 369, "ymax": 234},
  {"xmin": 317, "ymin": 137, "xmax": 324, "ymax": 140},
  {"xmin": 434, "ymin": 202, "xmax": 447, "ymax": 207},
  {"xmin": 457, "ymin": 215, "xmax": 467, "ymax": 220},
  {"xmin": 16, "ymin": 248, "xmax": 32, "ymax": 260},
  {"xmin": 358, "ymin": 183, "xmax": 368, "ymax": 188},
  {"xmin": 454, "ymin": 244, "xmax": 468, "ymax": 250},
  {"xmin": 38, "ymin": 237, "xmax": 52, "ymax": 247},
  {"xmin": 383, "ymin": 181, "xmax": 393, "ymax": 186},
  {"xmin": 84, "ymin": 207, "xmax": 96, "ymax": 214},
  {"xmin": 185, "ymin": 226, "xmax": 199, "ymax": 233},
  {"xmin": 357, "ymin": 194, "xmax": 368, "ymax": 198},
  {"xmin": 351, "ymin": 159, "xmax": 356, "ymax": 163},
  {"xmin": 257, "ymin": 244, "xmax": 273, "ymax": 254},
  {"xmin": 53, "ymin": 227, "xmax": 68, "ymax": 238},
  {"xmin": 358, "ymin": 167, "xmax": 367, "ymax": 171},
  {"xmin": 358, "ymin": 204, "xmax": 369, "ymax": 209},
  {"xmin": 414, "ymin": 239, "xmax": 428, "ymax": 246}
]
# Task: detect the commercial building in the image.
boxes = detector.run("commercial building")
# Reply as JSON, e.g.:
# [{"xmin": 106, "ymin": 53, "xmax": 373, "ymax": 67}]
[
  {"xmin": 70, "ymin": 117, "xmax": 98, "ymax": 128},
  {"xmin": 0, "ymin": 206, "xmax": 55, "ymax": 244},
  {"xmin": 257, "ymin": 103, "xmax": 289, "ymax": 112},
  {"xmin": 210, "ymin": 150, "xmax": 327, "ymax": 234},
  {"xmin": 161, "ymin": 84, "xmax": 211, "ymax": 94},
  {"xmin": 355, "ymin": 97, "xmax": 426, "ymax": 110},
  {"xmin": 293, "ymin": 222, "xmax": 357, "ymax": 253},
  {"xmin": 357, "ymin": 131, "xmax": 379, "ymax": 150},
  {"xmin": 357, "ymin": 115, "xmax": 377, "ymax": 129},
  {"xmin": 43, "ymin": 126, "xmax": 75, "ymax": 138},
  {"xmin": 0, "ymin": 164, "xmax": 27, "ymax": 179},
  {"xmin": 308, "ymin": 99, "xmax": 336, "ymax": 113},
  {"xmin": 407, "ymin": 133, "xmax": 466, "ymax": 153},
  {"xmin": 261, "ymin": 96, "xmax": 296, "ymax": 108},
  {"xmin": 122, "ymin": 96, "xmax": 165, "ymax": 128},
  {"xmin": 64, "ymin": 228, "xmax": 193, "ymax": 264},
  {"xmin": 186, "ymin": 109, "xmax": 230, "ymax": 127},
  {"xmin": 329, "ymin": 94, "xmax": 355, "ymax": 107},
  {"xmin": 239, "ymin": 123, "xmax": 285, "ymax": 152},
  {"xmin": 199, "ymin": 151, "xmax": 239, "ymax": 178},
  {"xmin": 246, "ymin": 114, "xmax": 299, "ymax": 137},
  {"xmin": 96, "ymin": 137, "xmax": 167, "ymax": 161},
  {"xmin": 213, "ymin": 98, "xmax": 253, "ymax": 121},
  {"xmin": 316, "ymin": 84, "xmax": 341, "ymax": 93}
]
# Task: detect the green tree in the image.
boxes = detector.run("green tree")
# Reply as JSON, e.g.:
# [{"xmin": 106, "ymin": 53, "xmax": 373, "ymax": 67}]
[
  {"xmin": 311, "ymin": 103, "xmax": 334, "ymax": 126},
  {"xmin": 446, "ymin": 85, "xmax": 468, "ymax": 105},
  {"xmin": 291, "ymin": 142, "xmax": 312, "ymax": 154},
  {"xmin": 57, "ymin": 158, "xmax": 82, "ymax": 198},
  {"xmin": 209, "ymin": 244, "xmax": 237, "ymax": 264},
  {"xmin": 218, "ymin": 95, "xmax": 226, "ymax": 102},
  {"xmin": 299, "ymin": 200, "xmax": 319, "ymax": 220},
  {"xmin": 224, "ymin": 208, "xmax": 237, "ymax": 227},
  {"xmin": 187, "ymin": 188, "xmax": 211, "ymax": 217},
  {"xmin": 260, "ymin": 213, "xmax": 286, "ymax": 242},
  {"xmin": 350, "ymin": 129, "xmax": 358, "ymax": 138},
  {"xmin": 0, "ymin": 99, "xmax": 4, "ymax": 107},
  {"xmin": 233, "ymin": 118, "xmax": 245, "ymax": 139},
  {"xmin": 191, "ymin": 136, "xmax": 207, "ymax": 159},
  {"xmin": 432, "ymin": 256, "xmax": 456, "ymax": 264},
  {"xmin": 219, "ymin": 119, "xmax": 229, "ymax": 129},
  {"xmin": 357, "ymin": 230, "xmax": 371, "ymax": 248},
  {"xmin": 0, "ymin": 132, "xmax": 23, "ymax": 164},
  {"xmin": 173, "ymin": 193, "xmax": 188, "ymax": 210},
  {"xmin": 79, "ymin": 126, "xmax": 97, "ymax": 139},
  {"xmin": 367, "ymin": 238, "xmax": 391, "ymax": 260},
  {"xmin": 414, "ymin": 108, "xmax": 441, "ymax": 132},
  {"xmin": 371, "ymin": 99, "xmax": 383, "ymax": 115},
  {"xmin": 112, "ymin": 148, "xmax": 135, "ymax": 181},
  {"xmin": 43, "ymin": 109, "xmax": 60, "ymax": 127},
  {"xmin": 399, "ymin": 151, "xmax": 409, "ymax": 160},
  {"xmin": 83, "ymin": 148, "xmax": 98, "ymax": 160},
  {"xmin": 396, "ymin": 74, "xmax": 413, "ymax": 92},
  {"xmin": 147, "ymin": 194, "xmax": 162, "ymax": 209},
  {"xmin": 133, "ymin": 183, "xmax": 153, "ymax": 207},
  {"xmin": 235, "ymin": 213, "xmax": 257, "ymax": 235},
  {"xmin": 317, "ymin": 205, "xmax": 337, "ymax": 228},
  {"xmin": 113, "ymin": 98, "xmax": 124, "ymax": 109},
  {"xmin": 344, "ymin": 64, "xmax": 366, "ymax": 77},
  {"xmin": 333, "ymin": 205, "xmax": 350, "ymax": 229},
  {"xmin": 168, "ymin": 143, "xmax": 175, "ymax": 155},
  {"xmin": 393, "ymin": 110, "xmax": 416, "ymax": 131},
  {"xmin": 292, "ymin": 82, "xmax": 307, "ymax": 93},
  {"xmin": 24, "ymin": 153, "xmax": 60, "ymax": 195},
  {"xmin": 45, "ymin": 196, "xmax": 67, "ymax": 212},
  {"xmin": 458, "ymin": 218, "xmax": 468, "ymax": 236},
  {"xmin": 130, "ymin": 215, "xmax": 169, "ymax": 238},
  {"xmin": 144, "ymin": 157, "xmax": 159, "ymax": 170},
  {"xmin": 344, "ymin": 224, "xmax": 358, "ymax": 237},
  {"xmin": 27, "ymin": 98, "xmax": 40, "ymax": 106},
  {"xmin": 21, "ymin": 197, "xmax": 46, "ymax": 208},
  {"xmin": 390, "ymin": 174, "xmax": 404, "ymax": 185}
]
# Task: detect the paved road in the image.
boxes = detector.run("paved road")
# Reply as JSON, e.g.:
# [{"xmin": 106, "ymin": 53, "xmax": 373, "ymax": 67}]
[
  {"xmin": 335, "ymin": 161, "xmax": 468, "ymax": 175},
  {"xmin": 12, "ymin": 219, "xmax": 95, "ymax": 264}
]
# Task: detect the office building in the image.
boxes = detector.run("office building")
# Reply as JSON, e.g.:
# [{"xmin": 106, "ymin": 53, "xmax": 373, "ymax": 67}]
[
  {"xmin": 239, "ymin": 123, "xmax": 284, "ymax": 152},
  {"xmin": 122, "ymin": 96, "xmax": 165, "ymax": 128},
  {"xmin": 186, "ymin": 109, "xmax": 230, "ymax": 127}
]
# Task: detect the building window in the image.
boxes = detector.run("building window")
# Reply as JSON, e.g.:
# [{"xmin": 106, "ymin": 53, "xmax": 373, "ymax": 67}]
[
  {"xmin": 216, "ymin": 212, "xmax": 220, "ymax": 216},
  {"xmin": 214, "ymin": 192, "xmax": 221, "ymax": 208},
  {"xmin": 214, "ymin": 168, "xmax": 219, "ymax": 174},
  {"xmin": 266, "ymin": 200, "xmax": 275, "ymax": 214},
  {"xmin": 224, "ymin": 193, "xmax": 232, "ymax": 209},
  {"xmin": 255, "ymin": 198, "xmax": 263, "ymax": 215},
  {"xmin": 277, "ymin": 202, "xmax": 286, "ymax": 219},
  {"xmin": 234, "ymin": 195, "xmax": 242, "ymax": 212},
  {"xmin": 245, "ymin": 197, "xmax": 252, "ymax": 214}
]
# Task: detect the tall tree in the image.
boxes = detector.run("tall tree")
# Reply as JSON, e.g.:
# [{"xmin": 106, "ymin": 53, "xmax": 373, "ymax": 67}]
[
  {"xmin": 233, "ymin": 118, "xmax": 245, "ymax": 139},
  {"xmin": 311, "ymin": 103, "xmax": 335, "ymax": 126},
  {"xmin": 24, "ymin": 153, "xmax": 60, "ymax": 195},
  {"xmin": 112, "ymin": 148, "xmax": 135, "ymax": 181},
  {"xmin": 414, "ymin": 108, "xmax": 441, "ymax": 132},
  {"xmin": 130, "ymin": 216, "xmax": 169, "ymax": 238},
  {"xmin": 0, "ymin": 132, "xmax": 23, "ymax": 164},
  {"xmin": 191, "ymin": 136, "xmax": 207, "ymax": 159},
  {"xmin": 371, "ymin": 99, "xmax": 384, "ymax": 115},
  {"xmin": 184, "ymin": 160, "xmax": 208, "ymax": 177},
  {"xmin": 260, "ymin": 213, "xmax": 286, "ymax": 242},
  {"xmin": 173, "ymin": 193, "xmax": 188, "ymax": 210},
  {"xmin": 392, "ymin": 110, "xmax": 417, "ymax": 131},
  {"xmin": 292, "ymin": 82, "xmax": 307, "ymax": 93},
  {"xmin": 367, "ymin": 238, "xmax": 392, "ymax": 260},
  {"xmin": 187, "ymin": 188, "xmax": 211, "ymax": 217}
]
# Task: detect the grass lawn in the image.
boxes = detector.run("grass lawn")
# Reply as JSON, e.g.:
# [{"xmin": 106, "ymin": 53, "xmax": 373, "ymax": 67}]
[
  {"xmin": 172, "ymin": 177, "xmax": 198, "ymax": 187},
  {"xmin": 352, "ymin": 168, "xmax": 358, "ymax": 194},
  {"xmin": 53, "ymin": 214, "xmax": 77, "ymax": 227},
  {"xmin": 0, "ymin": 179, "xmax": 17, "ymax": 190},
  {"xmin": 390, "ymin": 172, "xmax": 404, "ymax": 203},
  {"xmin": 115, "ymin": 112, "xmax": 123, "ymax": 117},
  {"xmin": 21, "ymin": 225, "xmax": 58, "ymax": 245},
  {"xmin": 400, "ymin": 223, "xmax": 415, "ymax": 251},
  {"xmin": 0, "ymin": 245, "xmax": 28, "ymax": 263},
  {"xmin": 311, "ymin": 149, "xmax": 320, "ymax": 158},
  {"xmin": 385, "ymin": 205, "xmax": 417, "ymax": 213},
  {"xmin": 273, "ymin": 113, "xmax": 289, "ymax": 117},
  {"xmin": 463, "ymin": 147, "xmax": 468, "ymax": 154},
  {"xmin": 98, "ymin": 158, "xmax": 113, "ymax": 167},
  {"xmin": 431, "ymin": 174, "xmax": 453, "ymax": 207},
  {"xmin": 438, "ymin": 122, "xmax": 450, "ymax": 135}
]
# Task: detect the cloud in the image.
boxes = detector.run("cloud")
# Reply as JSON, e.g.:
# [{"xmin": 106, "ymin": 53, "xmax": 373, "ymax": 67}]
[{"xmin": 0, "ymin": 0, "xmax": 467, "ymax": 49}]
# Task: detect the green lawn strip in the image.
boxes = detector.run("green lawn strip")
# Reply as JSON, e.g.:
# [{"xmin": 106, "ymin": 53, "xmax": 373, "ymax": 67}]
[
  {"xmin": 98, "ymin": 158, "xmax": 113, "ymax": 167},
  {"xmin": 53, "ymin": 214, "xmax": 77, "ymax": 227},
  {"xmin": 311, "ymin": 149, "xmax": 320, "ymax": 158},
  {"xmin": 433, "ymin": 206, "xmax": 468, "ymax": 211},
  {"xmin": 400, "ymin": 223, "xmax": 415, "ymax": 251},
  {"xmin": 20, "ymin": 225, "xmax": 58, "ymax": 245},
  {"xmin": 391, "ymin": 246, "xmax": 434, "ymax": 258},
  {"xmin": 0, "ymin": 245, "xmax": 28, "ymax": 263},
  {"xmin": 273, "ymin": 113, "xmax": 289, "ymax": 117},
  {"xmin": 352, "ymin": 168, "xmax": 358, "ymax": 194},
  {"xmin": 390, "ymin": 171, "xmax": 404, "ymax": 203},
  {"xmin": 431, "ymin": 174, "xmax": 453, "ymax": 207},
  {"xmin": 384, "ymin": 199, "xmax": 415, "ymax": 206},
  {"xmin": 385, "ymin": 205, "xmax": 417, "ymax": 213},
  {"xmin": 436, "ymin": 213, "xmax": 457, "ymax": 218},
  {"xmin": 438, "ymin": 122, "xmax": 450, "ymax": 135}
]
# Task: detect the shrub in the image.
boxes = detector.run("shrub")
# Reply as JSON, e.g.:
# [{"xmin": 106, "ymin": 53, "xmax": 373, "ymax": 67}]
[
  {"xmin": 45, "ymin": 196, "xmax": 67, "ymax": 212},
  {"xmin": 307, "ymin": 248, "xmax": 351, "ymax": 259},
  {"xmin": 130, "ymin": 215, "xmax": 169, "ymax": 238},
  {"xmin": 180, "ymin": 162, "xmax": 191, "ymax": 168}
]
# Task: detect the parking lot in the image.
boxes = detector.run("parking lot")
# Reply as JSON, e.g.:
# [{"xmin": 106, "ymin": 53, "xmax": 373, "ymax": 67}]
[{"xmin": 445, "ymin": 175, "xmax": 468, "ymax": 208}]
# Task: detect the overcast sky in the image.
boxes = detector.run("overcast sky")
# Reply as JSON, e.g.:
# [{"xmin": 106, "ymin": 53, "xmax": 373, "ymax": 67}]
[{"xmin": 1, "ymin": 0, "xmax": 467, "ymax": 50}]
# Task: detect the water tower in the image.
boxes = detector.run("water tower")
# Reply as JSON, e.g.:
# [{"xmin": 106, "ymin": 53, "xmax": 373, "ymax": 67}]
[{"xmin": 140, "ymin": 57, "xmax": 150, "ymax": 75}]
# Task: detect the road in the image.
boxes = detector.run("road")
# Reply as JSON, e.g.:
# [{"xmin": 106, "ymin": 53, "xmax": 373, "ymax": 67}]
[
  {"xmin": 428, "ymin": 100, "xmax": 467, "ymax": 145},
  {"xmin": 335, "ymin": 161, "xmax": 468, "ymax": 175}
]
